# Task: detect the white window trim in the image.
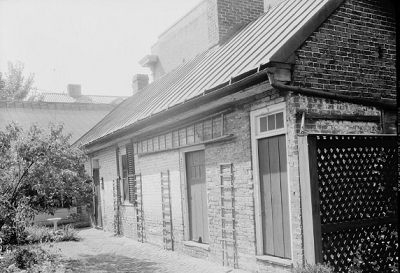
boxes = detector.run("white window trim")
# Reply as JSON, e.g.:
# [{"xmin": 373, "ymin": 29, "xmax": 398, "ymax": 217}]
[
  {"xmin": 250, "ymin": 102, "xmax": 293, "ymax": 265},
  {"xmin": 92, "ymin": 158, "xmax": 100, "ymax": 169},
  {"xmin": 179, "ymin": 144, "xmax": 209, "ymax": 243}
]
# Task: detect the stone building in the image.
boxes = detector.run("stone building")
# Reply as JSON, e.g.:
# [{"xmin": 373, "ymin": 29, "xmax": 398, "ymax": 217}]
[{"xmin": 77, "ymin": 0, "xmax": 397, "ymax": 271}]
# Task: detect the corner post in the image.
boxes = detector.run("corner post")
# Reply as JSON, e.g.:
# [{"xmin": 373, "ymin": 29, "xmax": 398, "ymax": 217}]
[{"xmin": 298, "ymin": 135, "xmax": 322, "ymax": 264}]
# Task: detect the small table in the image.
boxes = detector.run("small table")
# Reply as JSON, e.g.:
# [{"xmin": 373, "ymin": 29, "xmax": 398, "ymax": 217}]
[{"xmin": 47, "ymin": 217, "xmax": 62, "ymax": 231}]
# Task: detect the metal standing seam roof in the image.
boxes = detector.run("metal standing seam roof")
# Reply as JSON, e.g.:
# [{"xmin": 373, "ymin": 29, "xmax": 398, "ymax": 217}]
[{"xmin": 78, "ymin": 0, "xmax": 334, "ymax": 146}]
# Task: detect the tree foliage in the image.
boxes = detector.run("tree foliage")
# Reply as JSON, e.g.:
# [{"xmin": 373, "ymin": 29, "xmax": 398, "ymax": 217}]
[
  {"xmin": 0, "ymin": 61, "xmax": 36, "ymax": 100},
  {"xmin": 0, "ymin": 122, "xmax": 92, "ymax": 244}
]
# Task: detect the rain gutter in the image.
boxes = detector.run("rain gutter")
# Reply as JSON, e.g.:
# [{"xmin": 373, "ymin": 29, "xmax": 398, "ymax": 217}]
[
  {"xmin": 84, "ymin": 68, "xmax": 269, "ymax": 149},
  {"xmin": 267, "ymin": 72, "xmax": 396, "ymax": 110}
]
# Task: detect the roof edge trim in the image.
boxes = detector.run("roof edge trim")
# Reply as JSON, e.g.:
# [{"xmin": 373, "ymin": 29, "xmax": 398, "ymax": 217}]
[
  {"xmin": 81, "ymin": 69, "xmax": 270, "ymax": 148},
  {"xmin": 269, "ymin": 0, "xmax": 345, "ymax": 63}
]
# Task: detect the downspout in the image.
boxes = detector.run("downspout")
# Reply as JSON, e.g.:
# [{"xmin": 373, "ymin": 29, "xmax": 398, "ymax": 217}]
[{"xmin": 266, "ymin": 71, "xmax": 396, "ymax": 110}]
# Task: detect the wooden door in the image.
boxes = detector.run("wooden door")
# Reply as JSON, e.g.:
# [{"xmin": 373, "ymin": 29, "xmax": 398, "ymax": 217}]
[
  {"xmin": 93, "ymin": 168, "xmax": 102, "ymax": 227},
  {"xmin": 258, "ymin": 134, "xmax": 291, "ymax": 258},
  {"xmin": 186, "ymin": 150, "xmax": 209, "ymax": 243}
]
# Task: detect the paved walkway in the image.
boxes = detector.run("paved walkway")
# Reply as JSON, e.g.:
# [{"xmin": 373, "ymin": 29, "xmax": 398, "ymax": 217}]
[{"xmin": 44, "ymin": 228, "xmax": 250, "ymax": 273}]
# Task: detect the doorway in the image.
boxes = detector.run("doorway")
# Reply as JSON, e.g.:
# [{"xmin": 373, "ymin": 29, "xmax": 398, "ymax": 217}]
[
  {"xmin": 186, "ymin": 150, "xmax": 209, "ymax": 243},
  {"xmin": 93, "ymin": 168, "xmax": 102, "ymax": 228}
]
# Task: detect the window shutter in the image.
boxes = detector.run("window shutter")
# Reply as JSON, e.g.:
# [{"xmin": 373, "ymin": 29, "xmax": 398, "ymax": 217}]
[
  {"xmin": 115, "ymin": 147, "xmax": 121, "ymax": 202},
  {"xmin": 126, "ymin": 142, "xmax": 136, "ymax": 204}
]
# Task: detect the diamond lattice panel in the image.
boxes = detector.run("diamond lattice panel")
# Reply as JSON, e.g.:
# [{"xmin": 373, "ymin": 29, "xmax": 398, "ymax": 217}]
[
  {"xmin": 322, "ymin": 223, "xmax": 398, "ymax": 272},
  {"xmin": 316, "ymin": 135, "xmax": 397, "ymax": 225},
  {"xmin": 314, "ymin": 135, "xmax": 398, "ymax": 272}
]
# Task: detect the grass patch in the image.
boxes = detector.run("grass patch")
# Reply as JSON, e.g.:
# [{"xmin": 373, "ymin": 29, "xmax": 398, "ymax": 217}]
[{"xmin": 292, "ymin": 263, "xmax": 335, "ymax": 273}]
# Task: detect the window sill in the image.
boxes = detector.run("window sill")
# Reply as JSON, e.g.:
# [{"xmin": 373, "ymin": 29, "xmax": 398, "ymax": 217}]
[
  {"xmin": 120, "ymin": 202, "xmax": 135, "ymax": 207},
  {"xmin": 183, "ymin": 241, "xmax": 210, "ymax": 251},
  {"xmin": 256, "ymin": 255, "xmax": 292, "ymax": 267}
]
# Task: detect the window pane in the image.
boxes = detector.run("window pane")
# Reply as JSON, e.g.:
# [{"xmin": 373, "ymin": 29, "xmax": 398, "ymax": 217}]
[
  {"xmin": 268, "ymin": 115, "xmax": 275, "ymax": 131},
  {"xmin": 276, "ymin": 112, "xmax": 284, "ymax": 129},
  {"xmin": 260, "ymin": 117, "xmax": 267, "ymax": 132}
]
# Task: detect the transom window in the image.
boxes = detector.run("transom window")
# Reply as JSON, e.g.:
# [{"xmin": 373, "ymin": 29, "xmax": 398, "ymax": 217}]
[
  {"xmin": 259, "ymin": 112, "xmax": 284, "ymax": 133},
  {"xmin": 255, "ymin": 105, "xmax": 286, "ymax": 138}
]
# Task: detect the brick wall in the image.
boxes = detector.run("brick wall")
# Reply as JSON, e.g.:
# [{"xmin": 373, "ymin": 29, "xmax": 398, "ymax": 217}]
[
  {"xmin": 292, "ymin": 0, "xmax": 396, "ymax": 101},
  {"xmin": 204, "ymin": 109, "xmax": 256, "ymax": 268},
  {"xmin": 151, "ymin": 0, "xmax": 265, "ymax": 80},
  {"xmin": 85, "ymin": 2, "xmax": 395, "ymax": 267},
  {"xmin": 247, "ymin": 92, "xmax": 302, "ymax": 272},
  {"xmin": 93, "ymin": 146, "xmax": 118, "ymax": 232},
  {"xmin": 85, "ymin": 82, "xmax": 387, "ymax": 272},
  {"xmin": 151, "ymin": 1, "xmax": 209, "ymax": 80},
  {"xmin": 285, "ymin": 92, "xmax": 382, "ymax": 264},
  {"xmin": 207, "ymin": 0, "xmax": 264, "ymax": 47},
  {"xmin": 119, "ymin": 205, "xmax": 136, "ymax": 239},
  {"xmin": 134, "ymin": 150, "xmax": 182, "ymax": 248}
]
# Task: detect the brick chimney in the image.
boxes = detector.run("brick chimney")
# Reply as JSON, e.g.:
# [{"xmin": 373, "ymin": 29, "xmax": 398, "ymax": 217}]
[
  {"xmin": 67, "ymin": 84, "xmax": 81, "ymax": 98},
  {"xmin": 207, "ymin": 0, "xmax": 264, "ymax": 48},
  {"xmin": 132, "ymin": 74, "xmax": 149, "ymax": 95}
]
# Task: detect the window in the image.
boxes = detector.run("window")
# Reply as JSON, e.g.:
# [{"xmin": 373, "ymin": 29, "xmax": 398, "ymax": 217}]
[
  {"xmin": 259, "ymin": 112, "xmax": 284, "ymax": 133},
  {"xmin": 251, "ymin": 103, "xmax": 292, "ymax": 262}
]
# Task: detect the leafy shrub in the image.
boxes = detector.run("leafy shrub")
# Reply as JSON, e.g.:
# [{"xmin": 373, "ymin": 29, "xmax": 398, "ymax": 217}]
[
  {"xmin": 0, "ymin": 245, "xmax": 66, "ymax": 272},
  {"xmin": 14, "ymin": 248, "xmax": 38, "ymax": 269},
  {"xmin": 25, "ymin": 224, "xmax": 80, "ymax": 244},
  {"xmin": 24, "ymin": 225, "xmax": 51, "ymax": 244},
  {"xmin": 292, "ymin": 263, "xmax": 335, "ymax": 273},
  {"xmin": 58, "ymin": 224, "xmax": 79, "ymax": 242},
  {"xmin": 0, "ymin": 224, "xmax": 29, "ymax": 246},
  {"xmin": 67, "ymin": 212, "xmax": 84, "ymax": 222}
]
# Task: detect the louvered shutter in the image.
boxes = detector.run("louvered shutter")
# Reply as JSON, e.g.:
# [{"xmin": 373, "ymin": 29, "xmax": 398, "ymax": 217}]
[
  {"xmin": 115, "ymin": 147, "xmax": 121, "ymax": 203},
  {"xmin": 126, "ymin": 142, "xmax": 136, "ymax": 204}
]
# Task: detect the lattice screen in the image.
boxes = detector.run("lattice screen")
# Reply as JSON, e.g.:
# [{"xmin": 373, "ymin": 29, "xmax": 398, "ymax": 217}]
[{"xmin": 315, "ymin": 135, "xmax": 397, "ymax": 272}]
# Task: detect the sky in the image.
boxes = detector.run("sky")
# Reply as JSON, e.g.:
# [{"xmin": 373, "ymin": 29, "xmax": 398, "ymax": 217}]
[{"xmin": 0, "ymin": 0, "xmax": 201, "ymax": 97}]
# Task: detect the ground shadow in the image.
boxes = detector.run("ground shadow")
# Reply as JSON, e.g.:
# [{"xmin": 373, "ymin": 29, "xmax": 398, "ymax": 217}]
[{"xmin": 64, "ymin": 253, "xmax": 160, "ymax": 272}]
